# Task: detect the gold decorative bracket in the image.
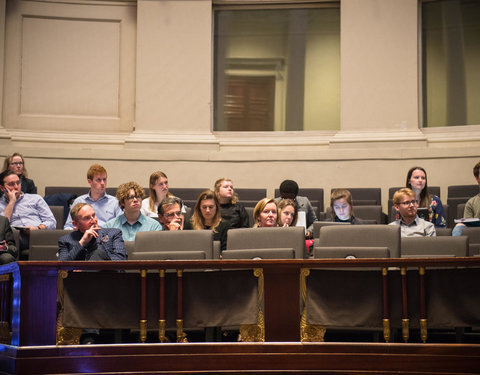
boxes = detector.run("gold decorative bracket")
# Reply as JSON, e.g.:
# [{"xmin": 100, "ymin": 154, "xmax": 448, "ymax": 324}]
[
  {"xmin": 300, "ymin": 268, "xmax": 326, "ymax": 342},
  {"xmin": 239, "ymin": 268, "xmax": 265, "ymax": 342},
  {"xmin": 56, "ymin": 270, "xmax": 81, "ymax": 345}
]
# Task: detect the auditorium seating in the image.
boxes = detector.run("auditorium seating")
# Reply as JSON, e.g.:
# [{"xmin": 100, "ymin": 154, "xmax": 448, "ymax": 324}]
[
  {"xmin": 28, "ymin": 229, "xmax": 72, "ymax": 260},
  {"xmin": 314, "ymin": 247, "xmax": 390, "ymax": 259},
  {"xmin": 400, "ymin": 236, "xmax": 468, "ymax": 258},
  {"xmin": 324, "ymin": 206, "xmax": 383, "ymax": 224},
  {"xmin": 235, "ymin": 188, "xmax": 267, "ymax": 207},
  {"xmin": 50, "ymin": 205, "xmax": 65, "ymax": 229},
  {"xmin": 462, "ymin": 227, "xmax": 480, "ymax": 256},
  {"xmin": 224, "ymin": 226, "xmax": 306, "ymax": 259},
  {"xmin": 332, "ymin": 188, "xmax": 381, "ymax": 206},
  {"xmin": 274, "ymin": 188, "xmax": 324, "ymax": 215},
  {"xmin": 130, "ymin": 230, "xmax": 214, "ymax": 260},
  {"xmin": 314, "ymin": 225, "xmax": 401, "ymax": 258},
  {"xmin": 44, "ymin": 186, "xmax": 117, "ymax": 197},
  {"xmin": 447, "ymin": 184, "xmax": 479, "ymax": 228}
]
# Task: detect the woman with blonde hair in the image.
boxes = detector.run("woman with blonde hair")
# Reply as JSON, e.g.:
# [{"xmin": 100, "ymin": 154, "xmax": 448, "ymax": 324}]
[
  {"xmin": 253, "ymin": 198, "xmax": 278, "ymax": 228},
  {"xmin": 191, "ymin": 190, "xmax": 231, "ymax": 251},
  {"xmin": 2, "ymin": 153, "xmax": 37, "ymax": 194},
  {"xmin": 214, "ymin": 178, "xmax": 249, "ymax": 228},
  {"xmin": 277, "ymin": 198, "xmax": 298, "ymax": 227},
  {"xmin": 141, "ymin": 171, "xmax": 185, "ymax": 218}
]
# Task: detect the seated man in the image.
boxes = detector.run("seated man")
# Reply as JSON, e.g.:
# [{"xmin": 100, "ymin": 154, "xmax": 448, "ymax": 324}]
[
  {"xmin": 58, "ymin": 203, "xmax": 127, "ymax": 261},
  {"xmin": 276, "ymin": 179, "xmax": 317, "ymax": 237},
  {"xmin": 64, "ymin": 164, "xmax": 122, "ymax": 229},
  {"xmin": 0, "ymin": 215, "xmax": 17, "ymax": 264},
  {"xmin": 104, "ymin": 181, "xmax": 162, "ymax": 241},
  {"xmin": 453, "ymin": 161, "xmax": 480, "ymax": 236},
  {"xmin": 158, "ymin": 196, "xmax": 192, "ymax": 231},
  {"xmin": 0, "ymin": 170, "xmax": 56, "ymax": 256},
  {"xmin": 389, "ymin": 188, "xmax": 436, "ymax": 237}
]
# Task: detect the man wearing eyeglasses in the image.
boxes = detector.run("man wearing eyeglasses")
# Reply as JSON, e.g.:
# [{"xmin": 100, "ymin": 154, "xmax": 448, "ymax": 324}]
[
  {"xmin": 158, "ymin": 196, "xmax": 192, "ymax": 231},
  {"xmin": 389, "ymin": 188, "xmax": 436, "ymax": 237},
  {"xmin": 103, "ymin": 181, "xmax": 162, "ymax": 241}
]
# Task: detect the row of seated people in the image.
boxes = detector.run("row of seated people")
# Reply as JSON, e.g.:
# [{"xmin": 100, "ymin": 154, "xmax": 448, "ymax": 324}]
[
  {"xmin": 2, "ymin": 152, "xmax": 479, "ymax": 228},
  {"xmin": 0, "ymin": 160, "xmax": 479, "ymax": 263},
  {"xmin": 16, "ymin": 185, "xmax": 480, "ymax": 262},
  {"xmin": 22, "ymin": 219, "xmax": 480, "ymax": 262}
]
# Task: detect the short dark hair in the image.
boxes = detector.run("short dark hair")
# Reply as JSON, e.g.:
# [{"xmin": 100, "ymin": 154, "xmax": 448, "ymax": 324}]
[
  {"xmin": 158, "ymin": 196, "xmax": 183, "ymax": 216},
  {"xmin": 474, "ymin": 162, "xmax": 480, "ymax": 178},
  {"xmin": 279, "ymin": 180, "xmax": 299, "ymax": 196},
  {"xmin": 0, "ymin": 170, "xmax": 17, "ymax": 187}
]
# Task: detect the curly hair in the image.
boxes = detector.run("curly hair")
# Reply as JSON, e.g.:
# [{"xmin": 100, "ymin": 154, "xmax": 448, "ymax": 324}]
[{"xmin": 115, "ymin": 181, "xmax": 145, "ymax": 207}]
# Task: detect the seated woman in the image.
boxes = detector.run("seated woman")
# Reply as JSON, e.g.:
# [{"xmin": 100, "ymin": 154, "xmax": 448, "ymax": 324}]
[
  {"xmin": 214, "ymin": 178, "xmax": 249, "ymax": 228},
  {"xmin": 278, "ymin": 198, "xmax": 298, "ymax": 227},
  {"xmin": 253, "ymin": 198, "xmax": 278, "ymax": 228},
  {"xmin": 402, "ymin": 166, "xmax": 446, "ymax": 228},
  {"xmin": 2, "ymin": 152, "xmax": 37, "ymax": 194},
  {"xmin": 330, "ymin": 189, "xmax": 366, "ymax": 224},
  {"xmin": 191, "ymin": 190, "xmax": 231, "ymax": 251},
  {"xmin": 141, "ymin": 171, "xmax": 185, "ymax": 218}
]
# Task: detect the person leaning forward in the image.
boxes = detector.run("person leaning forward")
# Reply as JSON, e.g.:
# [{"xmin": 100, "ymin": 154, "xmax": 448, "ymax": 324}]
[{"xmin": 58, "ymin": 203, "xmax": 127, "ymax": 261}]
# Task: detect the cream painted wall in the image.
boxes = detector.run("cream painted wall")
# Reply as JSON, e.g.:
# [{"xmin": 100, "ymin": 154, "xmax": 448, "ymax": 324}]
[
  {"xmin": 0, "ymin": 0, "xmax": 479, "ymax": 215},
  {"xmin": 135, "ymin": 0, "xmax": 212, "ymax": 134},
  {"xmin": 341, "ymin": 0, "xmax": 419, "ymax": 131}
]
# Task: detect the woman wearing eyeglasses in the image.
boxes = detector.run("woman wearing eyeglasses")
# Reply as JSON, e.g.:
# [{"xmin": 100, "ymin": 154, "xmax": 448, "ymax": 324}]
[
  {"xmin": 402, "ymin": 166, "xmax": 446, "ymax": 228},
  {"xmin": 191, "ymin": 190, "xmax": 231, "ymax": 251},
  {"xmin": 2, "ymin": 152, "xmax": 37, "ymax": 194}
]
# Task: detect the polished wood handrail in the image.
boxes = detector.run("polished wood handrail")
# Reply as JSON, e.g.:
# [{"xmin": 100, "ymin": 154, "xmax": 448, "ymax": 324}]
[{"xmin": 10, "ymin": 257, "xmax": 480, "ymax": 271}]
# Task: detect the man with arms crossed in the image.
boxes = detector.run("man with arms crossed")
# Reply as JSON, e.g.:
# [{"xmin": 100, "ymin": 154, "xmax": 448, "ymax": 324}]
[
  {"xmin": 58, "ymin": 203, "xmax": 127, "ymax": 261},
  {"xmin": 64, "ymin": 164, "xmax": 122, "ymax": 229},
  {"xmin": 389, "ymin": 188, "xmax": 436, "ymax": 237}
]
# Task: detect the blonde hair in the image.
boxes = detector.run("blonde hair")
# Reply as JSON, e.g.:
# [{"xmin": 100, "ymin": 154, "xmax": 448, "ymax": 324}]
[
  {"xmin": 277, "ymin": 198, "xmax": 298, "ymax": 226},
  {"xmin": 147, "ymin": 171, "xmax": 171, "ymax": 212},
  {"xmin": 3, "ymin": 153, "xmax": 28, "ymax": 177},
  {"xmin": 393, "ymin": 188, "xmax": 415, "ymax": 205},
  {"xmin": 253, "ymin": 198, "xmax": 278, "ymax": 228},
  {"xmin": 190, "ymin": 190, "xmax": 222, "ymax": 232},
  {"xmin": 214, "ymin": 178, "xmax": 239, "ymax": 204}
]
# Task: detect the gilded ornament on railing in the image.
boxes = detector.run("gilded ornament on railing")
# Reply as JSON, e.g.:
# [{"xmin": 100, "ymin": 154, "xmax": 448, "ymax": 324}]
[
  {"xmin": 299, "ymin": 268, "xmax": 326, "ymax": 342},
  {"xmin": 176, "ymin": 319, "xmax": 188, "ymax": 343},
  {"xmin": 239, "ymin": 268, "xmax": 265, "ymax": 342},
  {"xmin": 402, "ymin": 318, "xmax": 409, "ymax": 343},
  {"xmin": 383, "ymin": 319, "xmax": 390, "ymax": 343},
  {"xmin": 56, "ymin": 270, "xmax": 81, "ymax": 345}
]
